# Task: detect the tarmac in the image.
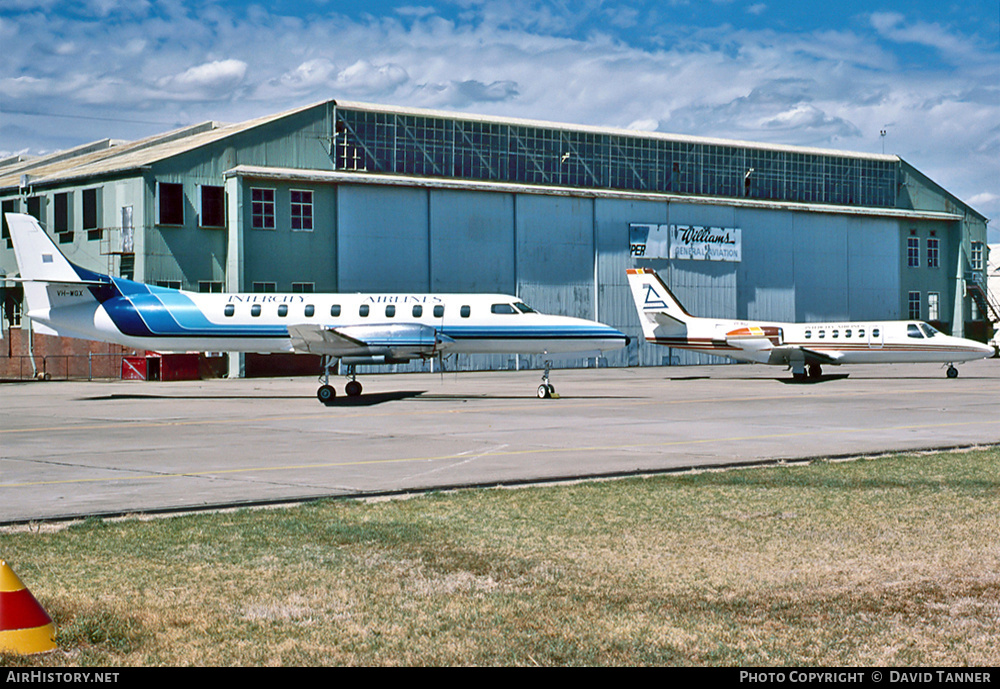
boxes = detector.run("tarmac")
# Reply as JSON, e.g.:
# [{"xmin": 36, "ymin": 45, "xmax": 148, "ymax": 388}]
[{"xmin": 2, "ymin": 359, "xmax": 998, "ymax": 524}]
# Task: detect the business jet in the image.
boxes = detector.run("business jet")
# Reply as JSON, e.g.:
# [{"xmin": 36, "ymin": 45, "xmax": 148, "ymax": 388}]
[
  {"xmin": 4, "ymin": 213, "xmax": 627, "ymax": 402},
  {"xmin": 626, "ymin": 267, "xmax": 993, "ymax": 379}
]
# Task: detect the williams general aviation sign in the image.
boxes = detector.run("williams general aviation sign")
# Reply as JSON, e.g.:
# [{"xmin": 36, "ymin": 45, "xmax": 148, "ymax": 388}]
[{"xmin": 629, "ymin": 223, "xmax": 742, "ymax": 262}]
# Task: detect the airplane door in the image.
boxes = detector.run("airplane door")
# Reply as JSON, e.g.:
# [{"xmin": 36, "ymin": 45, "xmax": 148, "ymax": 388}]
[{"xmin": 868, "ymin": 325, "xmax": 884, "ymax": 349}]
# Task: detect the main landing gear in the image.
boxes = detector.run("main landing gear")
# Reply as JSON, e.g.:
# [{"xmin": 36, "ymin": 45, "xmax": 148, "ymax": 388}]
[
  {"xmin": 791, "ymin": 362, "xmax": 823, "ymax": 381},
  {"xmin": 537, "ymin": 360, "xmax": 558, "ymax": 399},
  {"xmin": 317, "ymin": 357, "xmax": 364, "ymax": 403}
]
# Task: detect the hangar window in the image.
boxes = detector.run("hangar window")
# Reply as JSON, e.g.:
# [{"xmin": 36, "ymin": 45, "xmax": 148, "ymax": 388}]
[
  {"xmin": 158, "ymin": 182, "xmax": 184, "ymax": 226},
  {"xmin": 251, "ymin": 304, "xmax": 261, "ymax": 317},
  {"xmin": 200, "ymin": 185, "xmax": 225, "ymax": 228},
  {"xmin": 291, "ymin": 190, "xmax": 313, "ymax": 231},
  {"xmin": 385, "ymin": 305, "xmax": 396, "ymax": 317},
  {"xmin": 26, "ymin": 196, "xmax": 43, "ymax": 223},
  {"xmin": 224, "ymin": 304, "xmax": 235, "ymax": 317},
  {"xmin": 461, "ymin": 305, "xmax": 471, "ymax": 318},
  {"xmin": 304, "ymin": 305, "xmax": 315, "ymax": 317},
  {"xmin": 434, "ymin": 305, "xmax": 445, "ymax": 318},
  {"xmin": 2, "ymin": 199, "xmax": 15, "ymax": 248},
  {"xmin": 359, "ymin": 305, "xmax": 369, "ymax": 317},
  {"xmin": 278, "ymin": 305, "xmax": 288, "ymax": 317},
  {"xmin": 83, "ymin": 188, "xmax": 101, "ymax": 240},
  {"xmin": 199, "ymin": 281, "xmax": 223, "ymax": 293},
  {"xmin": 971, "ymin": 242, "xmax": 984, "ymax": 271},
  {"xmin": 412, "ymin": 305, "xmax": 423, "ymax": 317},
  {"xmin": 251, "ymin": 188, "xmax": 275, "ymax": 230},
  {"xmin": 252, "ymin": 281, "xmax": 276, "ymax": 293},
  {"xmin": 926, "ymin": 238, "xmax": 939, "ymax": 268},
  {"xmin": 291, "ymin": 282, "xmax": 314, "ymax": 293},
  {"xmin": 927, "ymin": 293, "xmax": 939, "ymax": 321},
  {"xmin": 907, "ymin": 236, "xmax": 919, "ymax": 268},
  {"xmin": 908, "ymin": 292, "xmax": 920, "ymax": 320},
  {"xmin": 491, "ymin": 303, "xmax": 517, "ymax": 314},
  {"xmin": 330, "ymin": 304, "xmax": 341, "ymax": 317},
  {"xmin": 54, "ymin": 192, "xmax": 71, "ymax": 234}
]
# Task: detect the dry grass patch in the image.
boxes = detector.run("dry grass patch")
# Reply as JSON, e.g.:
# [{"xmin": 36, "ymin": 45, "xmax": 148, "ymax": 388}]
[{"xmin": 2, "ymin": 448, "xmax": 1000, "ymax": 666}]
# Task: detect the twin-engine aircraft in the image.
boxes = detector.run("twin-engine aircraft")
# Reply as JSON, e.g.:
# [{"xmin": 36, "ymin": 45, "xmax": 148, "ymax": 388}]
[
  {"xmin": 626, "ymin": 267, "xmax": 993, "ymax": 379},
  {"xmin": 5, "ymin": 213, "xmax": 627, "ymax": 402}
]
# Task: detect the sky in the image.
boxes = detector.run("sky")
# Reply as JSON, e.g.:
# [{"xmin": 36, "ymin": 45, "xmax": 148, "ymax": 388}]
[{"xmin": 2, "ymin": 0, "xmax": 998, "ymax": 240}]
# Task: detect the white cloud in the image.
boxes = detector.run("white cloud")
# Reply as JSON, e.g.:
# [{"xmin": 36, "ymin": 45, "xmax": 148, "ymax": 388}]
[{"xmin": 156, "ymin": 59, "xmax": 248, "ymax": 99}]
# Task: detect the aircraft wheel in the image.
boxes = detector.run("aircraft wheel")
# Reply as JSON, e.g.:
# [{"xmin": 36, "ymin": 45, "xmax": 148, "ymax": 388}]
[
  {"xmin": 807, "ymin": 363, "xmax": 822, "ymax": 379},
  {"xmin": 345, "ymin": 380, "xmax": 363, "ymax": 397},
  {"xmin": 947, "ymin": 366, "xmax": 959, "ymax": 379},
  {"xmin": 317, "ymin": 385, "xmax": 336, "ymax": 403},
  {"xmin": 537, "ymin": 384, "xmax": 551, "ymax": 399}
]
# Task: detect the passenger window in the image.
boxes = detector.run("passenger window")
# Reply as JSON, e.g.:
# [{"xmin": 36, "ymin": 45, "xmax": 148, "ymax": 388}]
[
  {"xmin": 818, "ymin": 330, "xmax": 826, "ymax": 339},
  {"xmin": 461, "ymin": 305, "xmax": 471, "ymax": 318},
  {"xmin": 278, "ymin": 304, "xmax": 288, "ymax": 317},
  {"xmin": 491, "ymin": 303, "xmax": 517, "ymax": 314},
  {"xmin": 872, "ymin": 328, "xmax": 880, "ymax": 338},
  {"xmin": 386, "ymin": 305, "xmax": 395, "ymax": 317},
  {"xmin": 224, "ymin": 304, "xmax": 235, "ymax": 317},
  {"xmin": 251, "ymin": 304, "xmax": 261, "ymax": 317},
  {"xmin": 305, "ymin": 305, "xmax": 315, "ymax": 317},
  {"xmin": 845, "ymin": 329, "xmax": 852, "ymax": 338},
  {"xmin": 805, "ymin": 330, "xmax": 811, "ymax": 339},
  {"xmin": 359, "ymin": 305, "xmax": 369, "ymax": 317},
  {"xmin": 330, "ymin": 304, "xmax": 341, "ymax": 317},
  {"xmin": 412, "ymin": 305, "xmax": 423, "ymax": 318},
  {"xmin": 832, "ymin": 330, "xmax": 839, "ymax": 338},
  {"xmin": 434, "ymin": 305, "xmax": 444, "ymax": 318}
]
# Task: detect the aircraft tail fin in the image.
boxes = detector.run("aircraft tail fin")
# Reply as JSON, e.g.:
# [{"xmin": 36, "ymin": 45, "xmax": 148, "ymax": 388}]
[
  {"xmin": 625, "ymin": 268, "xmax": 695, "ymax": 339},
  {"xmin": 5, "ymin": 213, "xmax": 110, "ymax": 330}
]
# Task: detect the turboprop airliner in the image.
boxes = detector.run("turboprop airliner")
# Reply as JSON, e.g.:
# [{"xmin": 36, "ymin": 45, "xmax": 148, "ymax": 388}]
[
  {"xmin": 5, "ymin": 213, "xmax": 627, "ymax": 402},
  {"xmin": 627, "ymin": 267, "xmax": 993, "ymax": 379}
]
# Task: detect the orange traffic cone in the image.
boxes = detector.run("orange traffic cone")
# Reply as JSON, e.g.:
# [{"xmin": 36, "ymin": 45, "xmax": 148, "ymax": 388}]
[{"xmin": 0, "ymin": 560, "xmax": 57, "ymax": 655}]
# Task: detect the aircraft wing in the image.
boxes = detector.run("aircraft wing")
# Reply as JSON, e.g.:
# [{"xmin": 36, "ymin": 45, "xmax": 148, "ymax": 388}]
[
  {"xmin": 287, "ymin": 323, "xmax": 454, "ymax": 359},
  {"xmin": 767, "ymin": 345, "xmax": 844, "ymax": 367}
]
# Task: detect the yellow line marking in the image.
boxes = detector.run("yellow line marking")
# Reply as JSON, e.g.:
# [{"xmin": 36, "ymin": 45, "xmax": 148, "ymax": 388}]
[{"xmin": 4, "ymin": 417, "xmax": 999, "ymax": 489}]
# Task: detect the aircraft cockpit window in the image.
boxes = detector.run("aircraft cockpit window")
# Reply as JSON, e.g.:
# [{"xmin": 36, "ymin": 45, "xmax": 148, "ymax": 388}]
[
  {"xmin": 278, "ymin": 304, "xmax": 288, "ymax": 317},
  {"xmin": 491, "ymin": 303, "xmax": 517, "ymax": 314},
  {"xmin": 412, "ymin": 305, "xmax": 423, "ymax": 318},
  {"xmin": 251, "ymin": 304, "xmax": 261, "ymax": 317},
  {"xmin": 385, "ymin": 305, "xmax": 396, "ymax": 317},
  {"xmin": 460, "ymin": 305, "xmax": 471, "ymax": 318},
  {"xmin": 359, "ymin": 305, "xmax": 369, "ymax": 317},
  {"xmin": 920, "ymin": 323, "xmax": 938, "ymax": 338},
  {"xmin": 907, "ymin": 323, "xmax": 923, "ymax": 339},
  {"xmin": 434, "ymin": 305, "xmax": 444, "ymax": 318},
  {"xmin": 330, "ymin": 304, "xmax": 341, "ymax": 317},
  {"xmin": 224, "ymin": 304, "xmax": 235, "ymax": 317},
  {"xmin": 304, "ymin": 305, "xmax": 315, "ymax": 317},
  {"xmin": 513, "ymin": 302, "xmax": 536, "ymax": 314}
]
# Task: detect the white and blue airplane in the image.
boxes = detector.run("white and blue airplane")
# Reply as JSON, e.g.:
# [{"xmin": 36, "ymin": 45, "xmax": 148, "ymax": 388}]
[
  {"xmin": 5, "ymin": 213, "xmax": 627, "ymax": 402},
  {"xmin": 627, "ymin": 267, "xmax": 994, "ymax": 379}
]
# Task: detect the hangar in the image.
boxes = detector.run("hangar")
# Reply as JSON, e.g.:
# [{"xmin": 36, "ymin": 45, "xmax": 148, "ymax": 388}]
[{"xmin": 0, "ymin": 99, "xmax": 994, "ymax": 378}]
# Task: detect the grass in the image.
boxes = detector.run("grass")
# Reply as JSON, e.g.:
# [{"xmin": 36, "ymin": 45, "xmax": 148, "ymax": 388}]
[{"xmin": 2, "ymin": 447, "xmax": 1000, "ymax": 666}]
